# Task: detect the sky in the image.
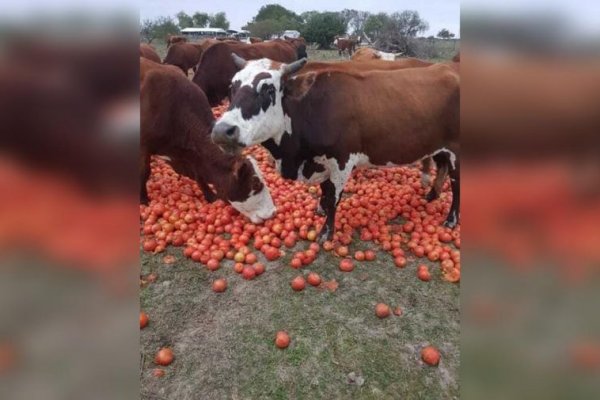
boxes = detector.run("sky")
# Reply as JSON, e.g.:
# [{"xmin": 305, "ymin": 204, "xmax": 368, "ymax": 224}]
[{"xmin": 139, "ymin": 0, "xmax": 461, "ymax": 38}]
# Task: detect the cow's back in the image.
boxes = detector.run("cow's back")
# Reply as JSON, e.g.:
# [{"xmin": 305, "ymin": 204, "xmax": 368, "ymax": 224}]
[
  {"xmin": 140, "ymin": 43, "xmax": 161, "ymax": 63},
  {"xmin": 286, "ymin": 64, "xmax": 459, "ymax": 165},
  {"xmin": 193, "ymin": 41, "xmax": 297, "ymax": 106},
  {"xmin": 141, "ymin": 62, "xmax": 214, "ymax": 154}
]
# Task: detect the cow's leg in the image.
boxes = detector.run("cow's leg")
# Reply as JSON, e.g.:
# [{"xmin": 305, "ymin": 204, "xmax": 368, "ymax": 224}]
[
  {"xmin": 426, "ymin": 154, "xmax": 450, "ymax": 202},
  {"xmin": 196, "ymin": 176, "xmax": 218, "ymax": 203},
  {"xmin": 317, "ymin": 179, "xmax": 338, "ymax": 242},
  {"xmin": 443, "ymin": 159, "xmax": 460, "ymax": 228},
  {"xmin": 317, "ymin": 163, "xmax": 353, "ymax": 242},
  {"xmin": 140, "ymin": 150, "xmax": 151, "ymax": 205},
  {"xmin": 316, "ymin": 180, "xmax": 333, "ymax": 216}
]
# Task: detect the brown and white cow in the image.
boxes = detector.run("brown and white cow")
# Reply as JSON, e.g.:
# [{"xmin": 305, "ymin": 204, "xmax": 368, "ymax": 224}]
[
  {"xmin": 212, "ymin": 56, "xmax": 460, "ymax": 241},
  {"xmin": 334, "ymin": 36, "xmax": 358, "ymax": 56},
  {"xmin": 140, "ymin": 58, "xmax": 275, "ymax": 223},
  {"xmin": 351, "ymin": 47, "xmax": 408, "ymax": 62},
  {"xmin": 140, "ymin": 43, "xmax": 161, "ymax": 63},
  {"xmin": 192, "ymin": 40, "xmax": 299, "ymax": 106},
  {"xmin": 282, "ymin": 36, "xmax": 308, "ymax": 60}
]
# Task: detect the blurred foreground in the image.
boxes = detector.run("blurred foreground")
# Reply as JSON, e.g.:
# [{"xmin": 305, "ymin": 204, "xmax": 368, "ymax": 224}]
[
  {"xmin": 462, "ymin": 3, "xmax": 600, "ymax": 399},
  {"xmin": 0, "ymin": 10, "xmax": 139, "ymax": 400}
]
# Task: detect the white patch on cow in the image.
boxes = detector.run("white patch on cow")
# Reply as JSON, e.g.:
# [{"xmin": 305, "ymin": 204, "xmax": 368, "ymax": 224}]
[
  {"xmin": 229, "ymin": 156, "xmax": 276, "ymax": 223},
  {"xmin": 421, "ymin": 147, "xmax": 457, "ymax": 170},
  {"xmin": 216, "ymin": 59, "xmax": 287, "ymax": 146},
  {"xmin": 376, "ymin": 51, "xmax": 396, "ymax": 61},
  {"xmin": 274, "ymin": 159, "xmax": 282, "ymax": 174}
]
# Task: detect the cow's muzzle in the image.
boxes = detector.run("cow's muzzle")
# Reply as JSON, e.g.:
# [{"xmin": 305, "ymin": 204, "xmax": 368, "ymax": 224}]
[{"xmin": 211, "ymin": 122, "xmax": 242, "ymax": 154}]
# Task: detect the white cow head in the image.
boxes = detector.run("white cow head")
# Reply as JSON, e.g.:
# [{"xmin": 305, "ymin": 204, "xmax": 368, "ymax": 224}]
[{"xmin": 211, "ymin": 55, "xmax": 306, "ymax": 152}]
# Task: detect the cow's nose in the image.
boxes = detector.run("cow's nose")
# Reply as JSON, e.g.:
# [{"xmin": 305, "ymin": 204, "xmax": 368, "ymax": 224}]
[{"xmin": 211, "ymin": 122, "xmax": 240, "ymax": 149}]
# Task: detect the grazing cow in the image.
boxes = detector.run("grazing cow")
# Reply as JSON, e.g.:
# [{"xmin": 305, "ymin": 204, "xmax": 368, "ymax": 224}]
[
  {"xmin": 334, "ymin": 36, "xmax": 358, "ymax": 56},
  {"xmin": 212, "ymin": 56, "xmax": 460, "ymax": 241},
  {"xmin": 351, "ymin": 47, "xmax": 405, "ymax": 62},
  {"xmin": 140, "ymin": 58, "xmax": 275, "ymax": 223},
  {"xmin": 162, "ymin": 42, "xmax": 204, "ymax": 75},
  {"xmin": 283, "ymin": 36, "xmax": 308, "ymax": 59},
  {"xmin": 192, "ymin": 40, "xmax": 298, "ymax": 106},
  {"xmin": 249, "ymin": 37, "xmax": 263, "ymax": 43},
  {"xmin": 140, "ymin": 43, "xmax": 161, "ymax": 63},
  {"xmin": 166, "ymin": 35, "xmax": 187, "ymax": 47}
]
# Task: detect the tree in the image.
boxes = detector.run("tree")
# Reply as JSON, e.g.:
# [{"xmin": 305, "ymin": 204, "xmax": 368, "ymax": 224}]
[
  {"xmin": 255, "ymin": 4, "xmax": 303, "ymax": 24},
  {"xmin": 209, "ymin": 12, "xmax": 230, "ymax": 30},
  {"xmin": 140, "ymin": 17, "xmax": 179, "ymax": 44},
  {"xmin": 437, "ymin": 28, "xmax": 455, "ymax": 39},
  {"xmin": 301, "ymin": 12, "xmax": 347, "ymax": 49},
  {"xmin": 363, "ymin": 13, "xmax": 388, "ymax": 38},
  {"xmin": 243, "ymin": 19, "xmax": 285, "ymax": 39},
  {"xmin": 176, "ymin": 11, "xmax": 194, "ymax": 29},
  {"xmin": 340, "ymin": 9, "xmax": 370, "ymax": 35},
  {"xmin": 192, "ymin": 12, "xmax": 210, "ymax": 28}
]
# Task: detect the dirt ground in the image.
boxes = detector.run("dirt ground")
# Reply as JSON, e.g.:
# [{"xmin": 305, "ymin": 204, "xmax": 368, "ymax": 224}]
[{"xmin": 140, "ymin": 233, "xmax": 459, "ymax": 399}]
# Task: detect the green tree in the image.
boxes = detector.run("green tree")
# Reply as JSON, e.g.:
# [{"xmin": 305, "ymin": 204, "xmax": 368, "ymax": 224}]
[
  {"xmin": 209, "ymin": 12, "xmax": 230, "ymax": 30},
  {"xmin": 363, "ymin": 13, "xmax": 388, "ymax": 38},
  {"xmin": 140, "ymin": 17, "xmax": 179, "ymax": 44},
  {"xmin": 437, "ymin": 28, "xmax": 455, "ymax": 39},
  {"xmin": 255, "ymin": 4, "xmax": 303, "ymax": 24},
  {"xmin": 176, "ymin": 11, "xmax": 194, "ymax": 29},
  {"xmin": 192, "ymin": 12, "xmax": 210, "ymax": 28},
  {"xmin": 301, "ymin": 12, "xmax": 347, "ymax": 49}
]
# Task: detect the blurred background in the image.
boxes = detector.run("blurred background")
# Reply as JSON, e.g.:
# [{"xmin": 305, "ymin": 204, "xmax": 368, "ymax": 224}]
[
  {"xmin": 0, "ymin": 0, "xmax": 599, "ymax": 399},
  {"xmin": 461, "ymin": 0, "xmax": 600, "ymax": 398},
  {"xmin": 0, "ymin": 2, "xmax": 139, "ymax": 399}
]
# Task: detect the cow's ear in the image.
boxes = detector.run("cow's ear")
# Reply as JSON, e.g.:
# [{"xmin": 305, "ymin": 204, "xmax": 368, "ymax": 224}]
[{"xmin": 284, "ymin": 72, "xmax": 316, "ymax": 101}]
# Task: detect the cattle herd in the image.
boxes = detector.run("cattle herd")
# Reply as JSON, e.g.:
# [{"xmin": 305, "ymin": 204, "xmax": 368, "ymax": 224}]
[{"xmin": 140, "ymin": 36, "xmax": 460, "ymax": 244}]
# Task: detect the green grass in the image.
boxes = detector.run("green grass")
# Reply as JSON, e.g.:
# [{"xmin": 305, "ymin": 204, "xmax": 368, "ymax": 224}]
[{"xmin": 140, "ymin": 239, "xmax": 459, "ymax": 399}]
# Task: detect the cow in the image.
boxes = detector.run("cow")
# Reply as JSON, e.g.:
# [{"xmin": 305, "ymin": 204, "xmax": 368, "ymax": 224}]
[
  {"xmin": 140, "ymin": 58, "xmax": 275, "ymax": 223},
  {"xmin": 162, "ymin": 42, "xmax": 204, "ymax": 75},
  {"xmin": 211, "ymin": 56, "xmax": 460, "ymax": 241},
  {"xmin": 192, "ymin": 40, "xmax": 298, "ymax": 107},
  {"xmin": 249, "ymin": 37, "xmax": 263, "ymax": 44},
  {"xmin": 283, "ymin": 36, "xmax": 308, "ymax": 59},
  {"xmin": 334, "ymin": 36, "xmax": 358, "ymax": 56},
  {"xmin": 351, "ymin": 47, "xmax": 405, "ymax": 62},
  {"xmin": 140, "ymin": 43, "xmax": 161, "ymax": 63},
  {"xmin": 166, "ymin": 35, "xmax": 187, "ymax": 47}
]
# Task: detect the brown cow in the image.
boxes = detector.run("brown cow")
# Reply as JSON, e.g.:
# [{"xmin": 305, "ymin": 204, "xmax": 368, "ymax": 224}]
[
  {"xmin": 140, "ymin": 43, "xmax": 161, "ymax": 63},
  {"xmin": 162, "ymin": 42, "xmax": 204, "ymax": 75},
  {"xmin": 140, "ymin": 56, "xmax": 183, "ymax": 80},
  {"xmin": 166, "ymin": 35, "xmax": 187, "ymax": 47},
  {"xmin": 212, "ymin": 57, "xmax": 460, "ymax": 240},
  {"xmin": 334, "ymin": 36, "xmax": 358, "ymax": 56},
  {"xmin": 192, "ymin": 40, "xmax": 299, "ymax": 106},
  {"xmin": 281, "ymin": 37, "xmax": 308, "ymax": 59},
  {"xmin": 351, "ymin": 47, "xmax": 406, "ymax": 62},
  {"xmin": 140, "ymin": 58, "xmax": 275, "ymax": 223},
  {"xmin": 249, "ymin": 37, "xmax": 263, "ymax": 43}
]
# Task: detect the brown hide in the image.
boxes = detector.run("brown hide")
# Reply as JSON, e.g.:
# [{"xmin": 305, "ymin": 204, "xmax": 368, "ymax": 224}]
[
  {"xmin": 163, "ymin": 42, "xmax": 203, "ymax": 74},
  {"xmin": 192, "ymin": 40, "xmax": 298, "ymax": 106},
  {"xmin": 140, "ymin": 43, "xmax": 161, "ymax": 63},
  {"xmin": 139, "ymin": 60, "xmax": 264, "ymax": 205}
]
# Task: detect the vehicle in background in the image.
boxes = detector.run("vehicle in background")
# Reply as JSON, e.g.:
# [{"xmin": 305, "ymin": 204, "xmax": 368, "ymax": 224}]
[{"xmin": 180, "ymin": 27, "xmax": 227, "ymax": 41}]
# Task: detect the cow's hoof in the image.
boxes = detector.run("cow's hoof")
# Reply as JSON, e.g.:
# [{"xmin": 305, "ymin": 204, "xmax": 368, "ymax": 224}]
[
  {"xmin": 425, "ymin": 190, "xmax": 438, "ymax": 202},
  {"xmin": 443, "ymin": 212, "xmax": 459, "ymax": 229},
  {"xmin": 315, "ymin": 205, "xmax": 326, "ymax": 216},
  {"xmin": 317, "ymin": 227, "xmax": 332, "ymax": 244}
]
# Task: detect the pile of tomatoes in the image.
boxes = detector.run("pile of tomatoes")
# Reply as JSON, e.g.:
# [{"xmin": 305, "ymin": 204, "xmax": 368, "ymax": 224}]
[{"xmin": 139, "ymin": 105, "xmax": 460, "ymax": 283}]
